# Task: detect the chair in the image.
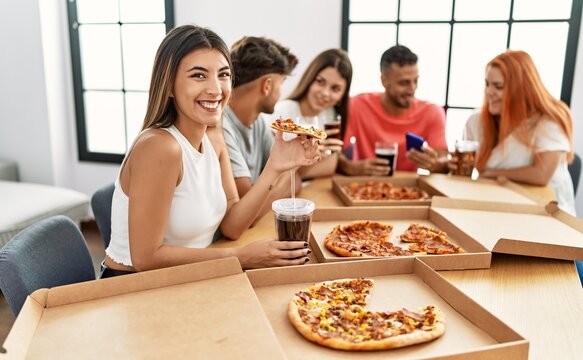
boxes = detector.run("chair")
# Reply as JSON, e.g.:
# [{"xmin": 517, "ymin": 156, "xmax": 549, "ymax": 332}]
[
  {"xmin": 0, "ymin": 215, "xmax": 96, "ymax": 316},
  {"xmin": 568, "ymin": 153, "xmax": 581, "ymax": 195},
  {"xmin": 91, "ymin": 183, "xmax": 115, "ymax": 249}
]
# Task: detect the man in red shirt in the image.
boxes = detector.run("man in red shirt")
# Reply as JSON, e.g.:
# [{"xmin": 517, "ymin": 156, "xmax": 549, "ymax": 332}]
[{"xmin": 338, "ymin": 45, "xmax": 448, "ymax": 175}]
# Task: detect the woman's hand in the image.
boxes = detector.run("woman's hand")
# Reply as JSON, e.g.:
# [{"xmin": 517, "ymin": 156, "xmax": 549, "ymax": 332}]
[
  {"xmin": 266, "ymin": 131, "xmax": 321, "ymax": 173},
  {"xmin": 320, "ymin": 137, "xmax": 344, "ymax": 156},
  {"xmin": 235, "ymin": 239, "xmax": 310, "ymax": 269}
]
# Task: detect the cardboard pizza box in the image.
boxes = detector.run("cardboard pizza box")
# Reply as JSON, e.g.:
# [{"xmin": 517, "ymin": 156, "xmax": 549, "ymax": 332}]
[
  {"xmin": 419, "ymin": 174, "xmax": 546, "ymax": 206},
  {"xmin": 431, "ymin": 197, "xmax": 583, "ymax": 261},
  {"xmin": 246, "ymin": 258, "xmax": 528, "ymax": 360},
  {"xmin": 309, "ymin": 206, "xmax": 492, "ymax": 270},
  {"xmin": 332, "ymin": 175, "xmax": 440, "ymax": 206},
  {"xmin": 1, "ymin": 258, "xmax": 285, "ymax": 359}
]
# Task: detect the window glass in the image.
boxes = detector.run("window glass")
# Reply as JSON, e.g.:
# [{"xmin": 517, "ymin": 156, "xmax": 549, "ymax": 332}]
[
  {"xmin": 454, "ymin": 0, "xmax": 510, "ymax": 20},
  {"xmin": 510, "ymin": 22, "xmax": 569, "ymax": 98},
  {"xmin": 122, "ymin": 24, "xmax": 166, "ymax": 90},
  {"xmin": 446, "ymin": 108, "xmax": 476, "ymax": 151},
  {"xmin": 120, "ymin": 0, "xmax": 166, "ymax": 22},
  {"xmin": 348, "ymin": 24, "xmax": 397, "ymax": 95},
  {"xmin": 400, "ymin": 0, "xmax": 452, "ymax": 21},
  {"xmin": 349, "ymin": 0, "xmax": 397, "ymax": 21},
  {"xmin": 448, "ymin": 23, "xmax": 508, "ymax": 108},
  {"xmin": 76, "ymin": 0, "xmax": 119, "ymax": 23},
  {"xmin": 513, "ymin": 0, "xmax": 572, "ymax": 20},
  {"xmin": 84, "ymin": 91, "xmax": 127, "ymax": 154},
  {"xmin": 125, "ymin": 92, "xmax": 149, "ymax": 148},
  {"xmin": 79, "ymin": 25, "xmax": 123, "ymax": 90},
  {"xmin": 399, "ymin": 24, "xmax": 450, "ymax": 105}
]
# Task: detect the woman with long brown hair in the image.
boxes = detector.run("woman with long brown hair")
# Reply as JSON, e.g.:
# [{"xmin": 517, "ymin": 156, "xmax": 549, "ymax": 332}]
[
  {"xmin": 452, "ymin": 50, "xmax": 575, "ymax": 214},
  {"xmin": 268, "ymin": 48, "xmax": 352, "ymax": 179},
  {"xmin": 101, "ymin": 25, "xmax": 321, "ymax": 277}
]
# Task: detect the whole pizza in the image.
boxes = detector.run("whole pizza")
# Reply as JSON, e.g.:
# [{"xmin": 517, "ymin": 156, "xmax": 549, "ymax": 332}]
[
  {"xmin": 270, "ymin": 117, "xmax": 327, "ymax": 140},
  {"xmin": 288, "ymin": 278, "xmax": 445, "ymax": 350}
]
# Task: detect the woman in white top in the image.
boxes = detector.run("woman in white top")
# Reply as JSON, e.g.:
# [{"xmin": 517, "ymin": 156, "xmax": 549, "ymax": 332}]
[
  {"xmin": 270, "ymin": 49, "xmax": 352, "ymax": 179},
  {"xmin": 103, "ymin": 25, "xmax": 321, "ymax": 276},
  {"xmin": 450, "ymin": 50, "xmax": 575, "ymax": 215}
]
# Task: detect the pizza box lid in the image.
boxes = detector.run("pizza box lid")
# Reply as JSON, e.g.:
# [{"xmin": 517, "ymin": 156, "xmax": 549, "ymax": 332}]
[
  {"xmin": 419, "ymin": 174, "xmax": 546, "ymax": 206},
  {"xmin": 430, "ymin": 196, "xmax": 583, "ymax": 261},
  {"xmin": 246, "ymin": 257, "xmax": 528, "ymax": 360},
  {"xmin": 331, "ymin": 175, "xmax": 440, "ymax": 206},
  {"xmin": 309, "ymin": 206, "xmax": 492, "ymax": 271},
  {"xmin": 1, "ymin": 257, "xmax": 285, "ymax": 359}
]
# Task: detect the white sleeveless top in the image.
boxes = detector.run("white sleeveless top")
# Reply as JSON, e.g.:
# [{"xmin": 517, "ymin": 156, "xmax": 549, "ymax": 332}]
[{"xmin": 106, "ymin": 126, "xmax": 228, "ymax": 266}]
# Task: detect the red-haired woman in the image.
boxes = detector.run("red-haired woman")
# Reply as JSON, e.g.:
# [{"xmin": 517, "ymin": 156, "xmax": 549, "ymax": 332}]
[{"xmin": 452, "ymin": 50, "xmax": 575, "ymax": 215}]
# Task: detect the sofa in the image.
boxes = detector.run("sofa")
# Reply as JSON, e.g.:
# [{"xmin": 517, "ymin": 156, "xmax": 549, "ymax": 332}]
[{"xmin": 0, "ymin": 160, "xmax": 90, "ymax": 248}]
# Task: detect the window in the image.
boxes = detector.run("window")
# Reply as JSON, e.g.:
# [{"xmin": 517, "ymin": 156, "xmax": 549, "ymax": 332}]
[
  {"xmin": 67, "ymin": 0, "xmax": 174, "ymax": 163},
  {"xmin": 342, "ymin": 0, "xmax": 582, "ymax": 149}
]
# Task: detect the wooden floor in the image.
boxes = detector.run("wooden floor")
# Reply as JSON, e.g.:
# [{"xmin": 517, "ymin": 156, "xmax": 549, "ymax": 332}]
[{"xmin": 0, "ymin": 221, "xmax": 105, "ymax": 349}]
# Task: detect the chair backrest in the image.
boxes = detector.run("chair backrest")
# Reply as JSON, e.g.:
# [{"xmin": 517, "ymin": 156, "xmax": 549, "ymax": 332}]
[
  {"xmin": 568, "ymin": 153, "xmax": 581, "ymax": 195},
  {"xmin": 0, "ymin": 215, "xmax": 96, "ymax": 316},
  {"xmin": 91, "ymin": 182, "xmax": 115, "ymax": 249}
]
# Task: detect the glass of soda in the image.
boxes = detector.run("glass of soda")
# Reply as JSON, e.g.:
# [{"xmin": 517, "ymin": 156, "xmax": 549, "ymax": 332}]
[
  {"xmin": 374, "ymin": 141, "xmax": 398, "ymax": 176},
  {"xmin": 323, "ymin": 115, "xmax": 342, "ymax": 140},
  {"xmin": 453, "ymin": 140, "xmax": 479, "ymax": 176},
  {"xmin": 272, "ymin": 198, "xmax": 315, "ymax": 246}
]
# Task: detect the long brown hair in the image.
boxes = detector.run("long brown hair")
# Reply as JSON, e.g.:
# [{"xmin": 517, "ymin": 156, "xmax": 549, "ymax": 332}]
[
  {"xmin": 141, "ymin": 25, "xmax": 233, "ymax": 130},
  {"xmin": 287, "ymin": 49, "xmax": 353, "ymax": 136},
  {"xmin": 476, "ymin": 50, "xmax": 573, "ymax": 170}
]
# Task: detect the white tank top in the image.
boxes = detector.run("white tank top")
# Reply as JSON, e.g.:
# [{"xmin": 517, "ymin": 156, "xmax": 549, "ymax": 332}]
[{"xmin": 106, "ymin": 126, "xmax": 228, "ymax": 266}]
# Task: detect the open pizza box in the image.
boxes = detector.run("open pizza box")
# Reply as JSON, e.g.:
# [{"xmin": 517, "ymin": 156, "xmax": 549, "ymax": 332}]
[
  {"xmin": 309, "ymin": 205, "xmax": 492, "ymax": 270},
  {"xmin": 332, "ymin": 175, "xmax": 440, "ymax": 206},
  {"xmin": 419, "ymin": 174, "xmax": 547, "ymax": 206},
  {"xmin": 0, "ymin": 258, "xmax": 285, "ymax": 359},
  {"xmin": 246, "ymin": 257, "xmax": 528, "ymax": 359},
  {"xmin": 430, "ymin": 196, "xmax": 583, "ymax": 261}
]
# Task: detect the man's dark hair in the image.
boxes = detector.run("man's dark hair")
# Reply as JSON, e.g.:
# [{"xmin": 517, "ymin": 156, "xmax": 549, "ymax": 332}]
[
  {"xmin": 380, "ymin": 45, "xmax": 418, "ymax": 71},
  {"xmin": 230, "ymin": 36, "xmax": 298, "ymax": 88}
]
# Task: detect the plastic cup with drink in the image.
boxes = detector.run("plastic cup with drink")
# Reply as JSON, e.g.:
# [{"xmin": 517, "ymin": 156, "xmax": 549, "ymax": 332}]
[
  {"xmin": 452, "ymin": 140, "xmax": 479, "ymax": 177},
  {"xmin": 272, "ymin": 198, "xmax": 315, "ymax": 252},
  {"xmin": 374, "ymin": 141, "xmax": 398, "ymax": 176},
  {"xmin": 323, "ymin": 115, "xmax": 342, "ymax": 140}
]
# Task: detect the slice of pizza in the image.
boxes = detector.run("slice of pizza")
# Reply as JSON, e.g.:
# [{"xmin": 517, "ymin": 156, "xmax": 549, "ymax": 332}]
[
  {"xmin": 288, "ymin": 278, "xmax": 446, "ymax": 351},
  {"xmin": 408, "ymin": 237, "xmax": 464, "ymax": 254},
  {"xmin": 324, "ymin": 221, "xmax": 394, "ymax": 257},
  {"xmin": 398, "ymin": 224, "xmax": 447, "ymax": 243},
  {"xmin": 270, "ymin": 117, "xmax": 327, "ymax": 140}
]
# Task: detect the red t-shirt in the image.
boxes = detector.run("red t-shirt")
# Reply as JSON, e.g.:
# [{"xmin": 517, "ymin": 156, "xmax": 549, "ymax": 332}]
[{"xmin": 344, "ymin": 93, "xmax": 447, "ymax": 172}]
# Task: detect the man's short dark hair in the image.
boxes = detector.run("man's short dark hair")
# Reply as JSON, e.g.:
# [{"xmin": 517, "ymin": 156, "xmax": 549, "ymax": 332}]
[
  {"xmin": 380, "ymin": 45, "xmax": 418, "ymax": 71},
  {"xmin": 230, "ymin": 36, "xmax": 298, "ymax": 88}
]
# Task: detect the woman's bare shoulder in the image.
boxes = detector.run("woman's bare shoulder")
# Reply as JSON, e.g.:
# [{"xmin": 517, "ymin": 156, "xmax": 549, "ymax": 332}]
[{"xmin": 130, "ymin": 128, "xmax": 182, "ymax": 165}]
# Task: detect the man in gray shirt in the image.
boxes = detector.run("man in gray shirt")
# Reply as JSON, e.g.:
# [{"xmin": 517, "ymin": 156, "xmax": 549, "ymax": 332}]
[{"xmin": 222, "ymin": 36, "xmax": 299, "ymax": 221}]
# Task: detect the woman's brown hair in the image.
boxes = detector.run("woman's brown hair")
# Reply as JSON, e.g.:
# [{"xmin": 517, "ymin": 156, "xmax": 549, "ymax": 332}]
[
  {"xmin": 476, "ymin": 50, "xmax": 573, "ymax": 170},
  {"xmin": 141, "ymin": 25, "xmax": 233, "ymax": 130}
]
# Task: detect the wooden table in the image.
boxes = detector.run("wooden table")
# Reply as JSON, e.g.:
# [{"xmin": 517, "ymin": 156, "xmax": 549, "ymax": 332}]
[{"xmin": 212, "ymin": 176, "xmax": 583, "ymax": 359}]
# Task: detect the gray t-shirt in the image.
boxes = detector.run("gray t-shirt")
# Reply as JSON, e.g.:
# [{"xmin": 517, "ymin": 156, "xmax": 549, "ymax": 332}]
[{"xmin": 222, "ymin": 106, "xmax": 273, "ymax": 182}]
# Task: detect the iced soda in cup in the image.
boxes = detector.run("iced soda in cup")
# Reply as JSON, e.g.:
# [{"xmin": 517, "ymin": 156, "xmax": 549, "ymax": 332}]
[
  {"xmin": 453, "ymin": 140, "xmax": 479, "ymax": 176},
  {"xmin": 272, "ymin": 198, "xmax": 315, "ymax": 245}
]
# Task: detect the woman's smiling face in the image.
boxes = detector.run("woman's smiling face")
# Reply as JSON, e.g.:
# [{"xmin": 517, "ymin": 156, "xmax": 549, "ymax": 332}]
[{"xmin": 172, "ymin": 48, "xmax": 232, "ymax": 127}]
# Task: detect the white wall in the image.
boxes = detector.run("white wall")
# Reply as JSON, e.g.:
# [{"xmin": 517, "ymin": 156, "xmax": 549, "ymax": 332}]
[{"xmin": 1, "ymin": 0, "xmax": 582, "ymax": 216}]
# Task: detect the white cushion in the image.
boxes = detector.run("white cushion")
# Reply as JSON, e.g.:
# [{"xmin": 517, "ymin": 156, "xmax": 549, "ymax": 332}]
[{"xmin": 0, "ymin": 181, "xmax": 90, "ymax": 247}]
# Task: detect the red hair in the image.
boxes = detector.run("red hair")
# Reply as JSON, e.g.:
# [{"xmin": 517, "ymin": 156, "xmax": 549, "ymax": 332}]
[{"xmin": 475, "ymin": 50, "xmax": 573, "ymax": 170}]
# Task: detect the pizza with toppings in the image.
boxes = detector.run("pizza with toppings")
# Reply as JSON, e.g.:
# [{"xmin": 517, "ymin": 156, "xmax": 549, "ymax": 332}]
[
  {"xmin": 270, "ymin": 117, "xmax": 327, "ymax": 140},
  {"xmin": 288, "ymin": 278, "xmax": 445, "ymax": 350},
  {"xmin": 324, "ymin": 221, "xmax": 463, "ymax": 257},
  {"xmin": 324, "ymin": 221, "xmax": 415, "ymax": 257},
  {"xmin": 399, "ymin": 224, "xmax": 464, "ymax": 254},
  {"xmin": 342, "ymin": 181, "xmax": 430, "ymax": 201}
]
